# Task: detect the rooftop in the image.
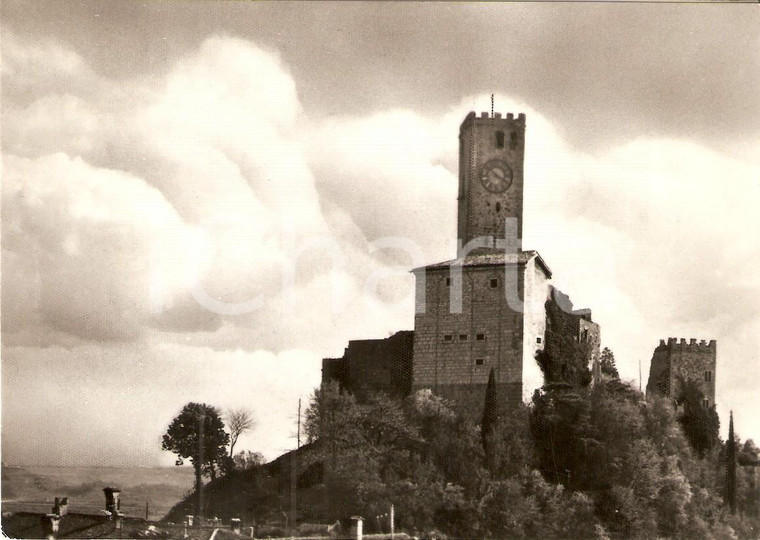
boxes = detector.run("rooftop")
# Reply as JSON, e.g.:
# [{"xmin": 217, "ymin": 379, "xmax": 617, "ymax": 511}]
[{"xmin": 412, "ymin": 250, "xmax": 552, "ymax": 278}]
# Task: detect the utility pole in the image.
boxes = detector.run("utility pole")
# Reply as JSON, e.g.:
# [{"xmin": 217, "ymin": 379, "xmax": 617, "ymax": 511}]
[
  {"xmin": 297, "ymin": 398, "xmax": 301, "ymax": 449},
  {"xmin": 290, "ymin": 399, "xmax": 300, "ymax": 529},
  {"xmin": 196, "ymin": 408, "xmax": 206, "ymax": 522}
]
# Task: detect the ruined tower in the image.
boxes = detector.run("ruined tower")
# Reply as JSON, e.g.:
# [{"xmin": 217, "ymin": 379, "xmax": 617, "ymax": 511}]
[{"xmin": 646, "ymin": 337, "xmax": 717, "ymax": 407}]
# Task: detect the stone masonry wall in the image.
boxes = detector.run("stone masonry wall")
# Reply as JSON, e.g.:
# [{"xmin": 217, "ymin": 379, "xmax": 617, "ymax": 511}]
[
  {"xmin": 322, "ymin": 331, "xmax": 414, "ymax": 400},
  {"xmin": 522, "ymin": 257, "xmax": 551, "ymax": 400},
  {"xmin": 412, "ymin": 262, "xmax": 526, "ymax": 414},
  {"xmin": 458, "ymin": 112, "xmax": 526, "ymax": 249},
  {"xmin": 646, "ymin": 338, "xmax": 717, "ymax": 406}
]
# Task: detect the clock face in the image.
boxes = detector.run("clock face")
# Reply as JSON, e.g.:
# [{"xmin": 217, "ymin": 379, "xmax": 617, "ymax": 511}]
[{"xmin": 479, "ymin": 159, "xmax": 513, "ymax": 193}]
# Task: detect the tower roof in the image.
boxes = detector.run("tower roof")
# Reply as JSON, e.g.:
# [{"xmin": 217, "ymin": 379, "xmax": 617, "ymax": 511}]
[{"xmin": 412, "ymin": 249, "xmax": 552, "ymax": 278}]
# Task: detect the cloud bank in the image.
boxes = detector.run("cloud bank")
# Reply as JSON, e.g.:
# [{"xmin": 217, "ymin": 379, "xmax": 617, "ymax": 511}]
[{"xmin": 2, "ymin": 32, "xmax": 758, "ymax": 465}]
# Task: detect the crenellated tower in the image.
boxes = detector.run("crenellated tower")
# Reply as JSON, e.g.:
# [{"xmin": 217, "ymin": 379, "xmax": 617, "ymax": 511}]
[
  {"xmin": 646, "ymin": 337, "xmax": 717, "ymax": 407},
  {"xmin": 457, "ymin": 111, "xmax": 526, "ymax": 254}
]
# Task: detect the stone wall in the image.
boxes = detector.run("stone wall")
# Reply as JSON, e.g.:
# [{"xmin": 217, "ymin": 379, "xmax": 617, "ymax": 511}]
[
  {"xmin": 646, "ymin": 338, "xmax": 717, "ymax": 406},
  {"xmin": 457, "ymin": 112, "xmax": 526, "ymax": 249},
  {"xmin": 522, "ymin": 256, "xmax": 552, "ymax": 400},
  {"xmin": 321, "ymin": 331, "xmax": 414, "ymax": 400},
  {"xmin": 412, "ymin": 263, "xmax": 523, "ymax": 394}
]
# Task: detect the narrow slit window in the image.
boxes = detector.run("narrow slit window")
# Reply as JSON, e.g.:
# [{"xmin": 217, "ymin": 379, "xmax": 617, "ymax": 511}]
[
  {"xmin": 446, "ymin": 278, "xmax": 451, "ymax": 287},
  {"xmin": 510, "ymin": 131, "xmax": 518, "ymax": 150},
  {"xmin": 475, "ymin": 358, "xmax": 485, "ymax": 366},
  {"xmin": 495, "ymin": 131, "xmax": 505, "ymax": 149},
  {"xmin": 705, "ymin": 371, "xmax": 712, "ymax": 382},
  {"xmin": 703, "ymin": 399, "xmax": 710, "ymax": 409},
  {"xmin": 476, "ymin": 333, "xmax": 485, "ymax": 341}
]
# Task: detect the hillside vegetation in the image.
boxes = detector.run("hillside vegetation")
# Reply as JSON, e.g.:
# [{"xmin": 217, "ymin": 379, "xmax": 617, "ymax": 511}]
[{"xmin": 162, "ymin": 300, "xmax": 759, "ymax": 538}]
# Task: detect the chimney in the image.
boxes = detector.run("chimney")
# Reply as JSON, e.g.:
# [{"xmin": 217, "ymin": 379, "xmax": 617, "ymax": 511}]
[
  {"xmin": 349, "ymin": 516, "xmax": 364, "ymax": 540},
  {"xmin": 103, "ymin": 487, "xmax": 121, "ymax": 517},
  {"xmin": 41, "ymin": 514, "xmax": 60, "ymax": 540}
]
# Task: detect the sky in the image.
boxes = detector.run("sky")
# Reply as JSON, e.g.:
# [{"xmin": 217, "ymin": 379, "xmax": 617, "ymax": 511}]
[{"xmin": 1, "ymin": 1, "xmax": 759, "ymax": 467}]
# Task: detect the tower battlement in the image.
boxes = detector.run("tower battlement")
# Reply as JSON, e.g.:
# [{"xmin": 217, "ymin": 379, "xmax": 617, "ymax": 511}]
[
  {"xmin": 660, "ymin": 337, "xmax": 717, "ymax": 351},
  {"xmin": 460, "ymin": 111, "xmax": 526, "ymax": 130},
  {"xmin": 648, "ymin": 337, "xmax": 717, "ymax": 407}
]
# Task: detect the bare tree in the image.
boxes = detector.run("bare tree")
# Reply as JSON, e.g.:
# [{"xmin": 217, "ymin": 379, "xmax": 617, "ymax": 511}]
[{"xmin": 226, "ymin": 407, "xmax": 255, "ymax": 458}]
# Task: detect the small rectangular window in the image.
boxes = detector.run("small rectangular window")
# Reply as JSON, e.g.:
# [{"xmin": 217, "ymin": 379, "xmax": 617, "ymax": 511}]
[
  {"xmin": 445, "ymin": 278, "xmax": 451, "ymax": 287},
  {"xmin": 705, "ymin": 371, "xmax": 712, "ymax": 382},
  {"xmin": 459, "ymin": 334, "xmax": 468, "ymax": 341},
  {"xmin": 490, "ymin": 278, "xmax": 498, "ymax": 288},
  {"xmin": 537, "ymin": 337, "xmax": 542, "ymax": 344},
  {"xmin": 510, "ymin": 131, "xmax": 518, "ymax": 150},
  {"xmin": 495, "ymin": 131, "xmax": 505, "ymax": 149},
  {"xmin": 443, "ymin": 334, "xmax": 453, "ymax": 342},
  {"xmin": 475, "ymin": 358, "xmax": 485, "ymax": 366},
  {"xmin": 476, "ymin": 333, "xmax": 485, "ymax": 341},
  {"xmin": 703, "ymin": 399, "xmax": 710, "ymax": 409}
]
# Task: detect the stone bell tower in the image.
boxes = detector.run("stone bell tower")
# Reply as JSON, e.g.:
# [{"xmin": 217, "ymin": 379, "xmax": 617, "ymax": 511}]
[
  {"xmin": 412, "ymin": 110, "xmax": 550, "ymax": 415},
  {"xmin": 457, "ymin": 111, "xmax": 526, "ymax": 254}
]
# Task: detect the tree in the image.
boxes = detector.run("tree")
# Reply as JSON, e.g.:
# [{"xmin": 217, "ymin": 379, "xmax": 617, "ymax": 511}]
[
  {"xmin": 481, "ymin": 368, "xmax": 502, "ymax": 472},
  {"xmin": 726, "ymin": 411, "xmax": 737, "ymax": 514},
  {"xmin": 535, "ymin": 295, "xmax": 593, "ymax": 388},
  {"xmin": 676, "ymin": 379, "xmax": 720, "ymax": 457},
  {"xmin": 226, "ymin": 407, "xmax": 255, "ymax": 458},
  {"xmin": 232, "ymin": 450, "xmax": 265, "ymax": 471},
  {"xmin": 303, "ymin": 382, "xmax": 440, "ymax": 528},
  {"xmin": 162, "ymin": 403, "xmax": 229, "ymax": 518},
  {"xmin": 599, "ymin": 347, "xmax": 619, "ymax": 379}
]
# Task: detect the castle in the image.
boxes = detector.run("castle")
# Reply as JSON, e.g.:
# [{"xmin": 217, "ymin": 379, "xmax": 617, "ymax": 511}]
[{"xmin": 323, "ymin": 111, "xmax": 601, "ymax": 414}]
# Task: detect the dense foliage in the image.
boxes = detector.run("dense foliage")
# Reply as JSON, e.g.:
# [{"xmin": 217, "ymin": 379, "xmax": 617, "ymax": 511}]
[
  {"xmin": 162, "ymin": 401, "xmax": 230, "ymax": 513},
  {"xmin": 535, "ymin": 296, "xmax": 593, "ymax": 387},
  {"xmin": 302, "ymin": 378, "xmax": 759, "ymax": 539},
  {"xmin": 600, "ymin": 347, "xmax": 619, "ymax": 379},
  {"xmin": 676, "ymin": 378, "xmax": 721, "ymax": 457}
]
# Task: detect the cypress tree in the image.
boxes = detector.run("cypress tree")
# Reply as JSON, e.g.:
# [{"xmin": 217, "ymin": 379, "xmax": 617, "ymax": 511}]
[
  {"xmin": 726, "ymin": 411, "xmax": 737, "ymax": 514},
  {"xmin": 482, "ymin": 368, "xmax": 500, "ymax": 471}
]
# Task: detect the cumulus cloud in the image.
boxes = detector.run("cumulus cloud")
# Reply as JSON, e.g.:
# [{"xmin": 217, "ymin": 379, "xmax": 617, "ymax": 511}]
[
  {"xmin": 1, "ymin": 343, "xmax": 320, "ymax": 465},
  {"xmin": 2, "ymin": 32, "xmax": 758, "ymax": 465}
]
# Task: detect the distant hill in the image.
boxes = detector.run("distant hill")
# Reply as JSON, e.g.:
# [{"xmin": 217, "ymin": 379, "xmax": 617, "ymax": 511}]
[{"xmin": 1, "ymin": 464, "xmax": 195, "ymax": 520}]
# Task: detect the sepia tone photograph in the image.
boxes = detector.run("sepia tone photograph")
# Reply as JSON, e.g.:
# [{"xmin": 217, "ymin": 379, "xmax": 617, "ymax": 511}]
[{"xmin": 1, "ymin": 1, "xmax": 759, "ymax": 538}]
